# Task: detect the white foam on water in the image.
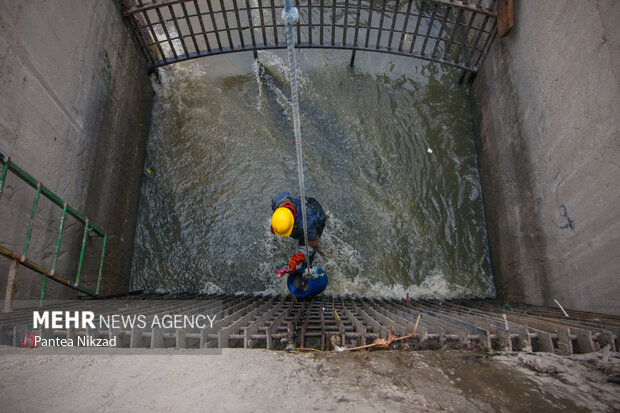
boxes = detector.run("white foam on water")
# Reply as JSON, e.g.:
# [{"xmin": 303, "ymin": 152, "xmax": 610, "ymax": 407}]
[
  {"xmin": 252, "ymin": 60, "xmax": 264, "ymax": 111},
  {"xmin": 152, "ymin": 24, "xmax": 186, "ymax": 60},
  {"xmin": 316, "ymin": 210, "xmax": 365, "ymax": 277},
  {"xmin": 256, "ymin": 51, "xmax": 310, "ymax": 90},
  {"xmin": 200, "ymin": 281, "xmax": 225, "ymax": 295},
  {"xmin": 305, "ymin": 209, "xmax": 486, "ymax": 299},
  {"xmin": 324, "ymin": 271, "xmax": 479, "ymax": 300}
]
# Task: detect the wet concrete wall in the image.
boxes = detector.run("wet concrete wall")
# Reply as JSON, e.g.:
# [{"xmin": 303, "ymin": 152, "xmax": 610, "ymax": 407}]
[
  {"xmin": 0, "ymin": 0, "xmax": 153, "ymax": 302},
  {"xmin": 472, "ymin": 0, "xmax": 619, "ymax": 314}
]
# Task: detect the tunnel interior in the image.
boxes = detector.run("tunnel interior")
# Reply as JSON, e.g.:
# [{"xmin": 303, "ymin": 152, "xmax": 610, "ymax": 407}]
[{"xmin": 1, "ymin": 0, "xmax": 618, "ymax": 318}]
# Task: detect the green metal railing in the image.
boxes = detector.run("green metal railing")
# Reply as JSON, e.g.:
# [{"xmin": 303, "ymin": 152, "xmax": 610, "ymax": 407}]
[{"xmin": 0, "ymin": 153, "xmax": 107, "ymax": 311}]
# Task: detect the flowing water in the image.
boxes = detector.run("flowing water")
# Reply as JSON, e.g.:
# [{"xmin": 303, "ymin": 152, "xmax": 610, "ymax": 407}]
[{"xmin": 130, "ymin": 50, "xmax": 494, "ymax": 299}]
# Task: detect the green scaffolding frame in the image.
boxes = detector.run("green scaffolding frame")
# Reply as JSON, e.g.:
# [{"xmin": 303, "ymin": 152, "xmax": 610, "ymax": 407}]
[{"xmin": 0, "ymin": 153, "xmax": 107, "ymax": 311}]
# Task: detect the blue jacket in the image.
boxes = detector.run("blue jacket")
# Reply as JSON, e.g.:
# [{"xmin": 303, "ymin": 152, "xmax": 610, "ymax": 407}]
[{"xmin": 271, "ymin": 191, "xmax": 325, "ymax": 242}]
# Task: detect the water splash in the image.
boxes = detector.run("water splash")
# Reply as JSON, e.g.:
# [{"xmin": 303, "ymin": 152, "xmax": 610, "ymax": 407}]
[{"xmin": 131, "ymin": 52, "xmax": 495, "ymax": 299}]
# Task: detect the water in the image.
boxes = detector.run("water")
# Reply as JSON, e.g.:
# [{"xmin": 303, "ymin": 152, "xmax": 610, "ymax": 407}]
[{"xmin": 130, "ymin": 49, "xmax": 494, "ymax": 299}]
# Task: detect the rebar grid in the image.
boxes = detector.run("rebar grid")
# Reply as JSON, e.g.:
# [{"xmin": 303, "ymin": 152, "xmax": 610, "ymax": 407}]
[{"xmin": 3, "ymin": 294, "xmax": 618, "ymax": 353}]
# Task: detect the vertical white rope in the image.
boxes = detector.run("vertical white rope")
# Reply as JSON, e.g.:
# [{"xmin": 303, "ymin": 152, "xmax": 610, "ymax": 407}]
[{"xmin": 283, "ymin": 1, "xmax": 310, "ymax": 268}]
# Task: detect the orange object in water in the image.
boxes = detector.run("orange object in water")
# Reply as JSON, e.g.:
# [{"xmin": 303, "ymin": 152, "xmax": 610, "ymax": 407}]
[{"xmin": 20, "ymin": 333, "xmax": 39, "ymax": 347}]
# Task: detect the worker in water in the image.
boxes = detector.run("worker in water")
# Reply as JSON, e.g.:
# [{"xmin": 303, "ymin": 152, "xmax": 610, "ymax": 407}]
[{"xmin": 271, "ymin": 191, "xmax": 327, "ymax": 275}]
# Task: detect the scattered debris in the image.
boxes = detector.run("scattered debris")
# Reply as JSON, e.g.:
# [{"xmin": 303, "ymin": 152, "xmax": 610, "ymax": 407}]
[
  {"xmin": 602, "ymin": 344, "xmax": 611, "ymax": 363},
  {"xmin": 288, "ymin": 315, "xmax": 422, "ymax": 353},
  {"xmin": 20, "ymin": 333, "xmax": 39, "ymax": 348},
  {"xmin": 331, "ymin": 304, "xmax": 342, "ymax": 329},
  {"xmin": 554, "ymin": 299, "xmax": 570, "ymax": 317},
  {"xmin": 337, "ymin": 315, "xmax": 421, "ymax": 352}
]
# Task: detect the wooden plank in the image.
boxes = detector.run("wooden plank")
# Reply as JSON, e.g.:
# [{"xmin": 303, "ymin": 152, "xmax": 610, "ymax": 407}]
[{"xmin": 497, "ymin": 0, "xmax": 514, "ymax": 37}]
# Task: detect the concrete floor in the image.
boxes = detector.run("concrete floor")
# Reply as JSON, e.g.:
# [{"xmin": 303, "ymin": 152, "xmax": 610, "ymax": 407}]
[{"xmin": 1, "ymin": 347, "xmax": 619, "ymax": 412}]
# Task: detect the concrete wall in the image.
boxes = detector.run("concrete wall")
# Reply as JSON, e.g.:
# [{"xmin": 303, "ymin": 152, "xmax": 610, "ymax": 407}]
[
  {"xmin": 0, "ymin": 0, "xmax": 153, "ymax": 302},
  {"xmin": 472, "ymin": 0, "xmax": 619, "ymax": 314}
]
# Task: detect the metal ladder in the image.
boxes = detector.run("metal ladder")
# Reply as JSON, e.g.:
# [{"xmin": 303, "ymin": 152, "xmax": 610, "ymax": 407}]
[{"xmin": 0, "ymin": 153, "xmax": 107, "ymax": 311}]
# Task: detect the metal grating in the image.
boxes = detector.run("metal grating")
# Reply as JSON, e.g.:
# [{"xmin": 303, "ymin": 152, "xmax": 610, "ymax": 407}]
[
  {"xmin": 2, "ymin": 294, "xmax": 618, "ymax": 353},
  {"xmin": 121, "ymin": 0, "xmax": 498, "ymax": 78}
]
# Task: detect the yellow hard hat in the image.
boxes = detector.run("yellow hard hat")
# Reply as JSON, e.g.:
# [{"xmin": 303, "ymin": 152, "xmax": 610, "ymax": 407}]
[{"xmin": 272, "ymin": 207, "xmax": 294, "ymax": 237}]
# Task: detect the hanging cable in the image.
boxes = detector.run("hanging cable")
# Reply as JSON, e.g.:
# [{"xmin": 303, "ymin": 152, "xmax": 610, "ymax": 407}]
[{"xmin": 282, "ymin": 1, "xmax": 310, "ymax": 271}]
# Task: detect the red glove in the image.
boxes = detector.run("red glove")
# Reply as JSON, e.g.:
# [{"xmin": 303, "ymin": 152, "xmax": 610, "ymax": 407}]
[
  {"xmin": 287, "ymin": 252, "xmax": 306, "ymax": 274},
  {"xmin": 275, "ymin": 264, "xmax": 290, "ymax": 278}
]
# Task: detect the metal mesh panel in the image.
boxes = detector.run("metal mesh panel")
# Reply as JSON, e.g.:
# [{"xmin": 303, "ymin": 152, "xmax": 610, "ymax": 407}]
[
  {"xmin": 122, "ymin": 0, "xmax": 497, "ymax": 75},
  {"xmin": 3, "ymin": 294, "xmax": 618, "ymax": 353}
]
